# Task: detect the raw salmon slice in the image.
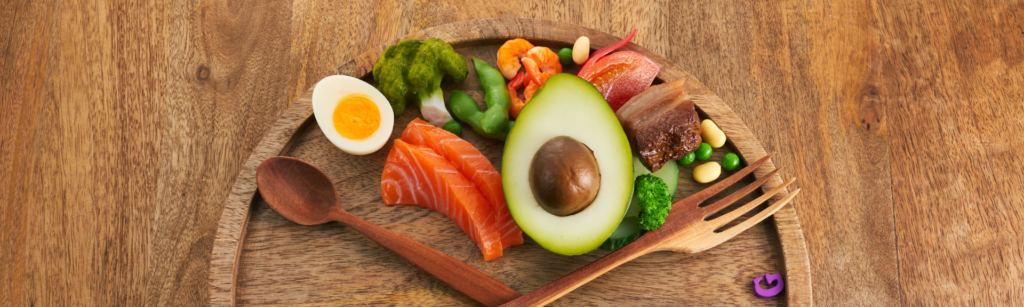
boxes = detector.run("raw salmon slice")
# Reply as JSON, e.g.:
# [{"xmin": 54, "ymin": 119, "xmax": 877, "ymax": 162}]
[
  {"xmin": 381, "ymin": 139, "xmax": 503, "ymax": 261},
  {"xmin": 401, "ymin": 119, "xmax": 524, "ymax": 248}
]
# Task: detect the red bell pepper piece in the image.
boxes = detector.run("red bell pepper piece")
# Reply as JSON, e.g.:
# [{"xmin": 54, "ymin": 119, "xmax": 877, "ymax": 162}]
[{"xmin": 507, "ymin": 71, "xmax": 527, "ymax": 118}]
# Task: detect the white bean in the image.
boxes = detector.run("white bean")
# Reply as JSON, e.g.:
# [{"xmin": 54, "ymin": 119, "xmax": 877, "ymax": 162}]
[
  {"xmin": 701, "ymin": 119, "xmax": 727, "ymax": 148},
  {"xmin": 572, "ymin": 36, "xmax": 590, "ymax": 65},
  {"xmin": 693, "ymin": 162, "xmax": 722, "ymax": 184}
]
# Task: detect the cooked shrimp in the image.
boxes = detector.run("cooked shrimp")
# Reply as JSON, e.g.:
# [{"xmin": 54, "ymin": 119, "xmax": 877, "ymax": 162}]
[
  {"xmin": 497, "ymin": 39, "xmax": 535, "ymax": 79},
  {"xmin": 519, "ymin": 46, "xmax": 563, "ymax": 109},
  {"xmin": 521, "ymin": 47, "xmax": 563, "ymax": 85},
  {"xmin": 504, "ymin": 45, "xmax": 563, "ymax": 118}
]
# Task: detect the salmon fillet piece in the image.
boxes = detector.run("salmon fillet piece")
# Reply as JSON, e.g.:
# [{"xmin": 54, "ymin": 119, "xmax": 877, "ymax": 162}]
[
  {"xmin": 381, "ymin": 139, "xmax": 503, "ymax": 261},
  {"xmin": 400, "ymin": 119, "xmax": 524, "ymax": 248}
]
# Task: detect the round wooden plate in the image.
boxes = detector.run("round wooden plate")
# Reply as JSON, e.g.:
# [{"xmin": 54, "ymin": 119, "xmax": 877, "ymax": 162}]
[{"xmin": 208, "ymin": 18, "xmax": 811, "ymax": 306}]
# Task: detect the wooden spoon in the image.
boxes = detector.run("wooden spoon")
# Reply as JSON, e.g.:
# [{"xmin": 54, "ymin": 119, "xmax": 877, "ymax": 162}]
[{"xmin": 256, "ymin": 156, "xmax": 521, "ymax": 307}]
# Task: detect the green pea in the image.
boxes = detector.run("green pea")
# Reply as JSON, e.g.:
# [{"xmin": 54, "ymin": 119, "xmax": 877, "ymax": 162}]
[
  {"xmin": 721, "ymin": 153, "xmax": 740, "ymax": 171},
  {"xmin": 443, "ymin": 120, "xmax": 462, "ymax": 136},
  {"xmin": 678, "ymin": 152, "xmax": 696, "ymax": 166},
  {"xmin": 695, "ymin": 142, "xmax": 713, "ymax": 161},
  {"xmin": 557, "ymin": 48, "xmax": 574, "ymax": 66}
]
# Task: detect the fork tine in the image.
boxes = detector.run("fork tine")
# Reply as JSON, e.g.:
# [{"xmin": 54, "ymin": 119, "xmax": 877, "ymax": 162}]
[
  {"xmin": 700, "ymin": 166, "xmax": 785, "ymax": 217},
  {"xmin": 711, "ymin": 188, "xmax": 801, "ymax": 245},
  {"xmin": 705, "ymin": 178, "xmax": 795, "ymax": 229},
  {"xmin": 673, "ymin": 152, "xmax": 776, "ymax": 211}
]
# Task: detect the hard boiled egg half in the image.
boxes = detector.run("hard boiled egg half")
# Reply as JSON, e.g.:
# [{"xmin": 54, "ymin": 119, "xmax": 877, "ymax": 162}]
[{"xmin": 312, "ymin": 75, "xmax": 394, "ymax": 155}]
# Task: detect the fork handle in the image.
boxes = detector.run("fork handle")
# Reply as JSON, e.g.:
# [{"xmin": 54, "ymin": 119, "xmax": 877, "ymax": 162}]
[{"xmin": 501, "ymin": 233, "xmax": 664, "ymax": 307}]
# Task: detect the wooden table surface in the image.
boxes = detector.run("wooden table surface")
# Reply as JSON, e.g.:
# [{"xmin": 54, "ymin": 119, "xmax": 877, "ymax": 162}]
[{"xmin": 2, "ymin": 0, "xmax": 1022, "ymax": 306}]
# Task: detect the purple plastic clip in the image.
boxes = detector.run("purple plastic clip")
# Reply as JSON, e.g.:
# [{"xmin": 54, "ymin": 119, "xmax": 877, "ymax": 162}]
[{"xmin": 753, "ymin": 273, "xmax": 785, "ymax": 298}]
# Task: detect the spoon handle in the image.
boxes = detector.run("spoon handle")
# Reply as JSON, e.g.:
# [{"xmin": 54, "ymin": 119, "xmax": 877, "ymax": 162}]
[{"xmin": 330, "ymin": 209, "xmax": 521, "ymax": 307}]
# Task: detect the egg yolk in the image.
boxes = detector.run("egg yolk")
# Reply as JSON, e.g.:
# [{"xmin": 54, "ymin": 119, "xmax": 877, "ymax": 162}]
[{"xmin": 333, "ymin": 94, "xmax": 380, "ymax": 140}]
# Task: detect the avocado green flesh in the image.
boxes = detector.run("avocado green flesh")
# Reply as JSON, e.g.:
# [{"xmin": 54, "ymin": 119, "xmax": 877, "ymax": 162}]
[
  {"xmin": 601, "ymin": 156, "xmax": 680, "ymax": 250},
  {"xmin": 503, "ymin": 73, "xmax": 634, "ymax": 256}
]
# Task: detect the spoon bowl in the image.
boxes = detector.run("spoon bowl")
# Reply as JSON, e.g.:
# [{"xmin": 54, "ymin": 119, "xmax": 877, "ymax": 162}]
[{"xmin": 256, "ymin": 156, "xmax": 337, "ymax": 225}]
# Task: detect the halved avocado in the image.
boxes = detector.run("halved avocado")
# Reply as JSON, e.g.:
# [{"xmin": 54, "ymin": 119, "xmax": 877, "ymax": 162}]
[{"xmin": 503, "ymin": 73, "xmax": 634, "ymax": 256}]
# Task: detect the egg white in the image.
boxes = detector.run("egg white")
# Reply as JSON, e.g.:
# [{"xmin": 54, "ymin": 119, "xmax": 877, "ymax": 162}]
[{"xmin": 311, "ymin": 75, "xmax": 394, "ymax": 155}]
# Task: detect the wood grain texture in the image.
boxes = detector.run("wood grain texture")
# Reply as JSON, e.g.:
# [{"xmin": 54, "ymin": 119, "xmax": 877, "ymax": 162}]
[
  {"xmin": 877, "ymin": 0, "xmax": 1024, "ymax": 305},
  {"xmin": 253, "ymin": 156, "xmax": 522, "ymax": 306},
  {"xmin": 3, "ymin": 0, "xmax": 1022, "ymax": 306},
  {"xmin": 209, "ymin": 19, "xmax": 808, "ymax": 306}
]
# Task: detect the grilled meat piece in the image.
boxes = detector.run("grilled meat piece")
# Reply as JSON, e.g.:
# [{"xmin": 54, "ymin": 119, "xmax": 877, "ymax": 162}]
[{"xmin": 615, "ymin": 79, "xmax": 702, "ymax": 172}]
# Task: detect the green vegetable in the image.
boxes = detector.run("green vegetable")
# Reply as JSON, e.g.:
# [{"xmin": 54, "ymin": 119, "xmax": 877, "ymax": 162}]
[
  {"xmin": 372, "ymin": 38, "xmax": 467, "ymax": 125},
  {"xmin": 470, "ymin": 57, "xmax": 512, "ymax": 134},
  {"xmin": 632, "ymin": 155, "xmax": 679, "ymax": 202},
  {"xmin": 635, "ymin": 174, "xmax": 672, "ymax": 230},
  {"xmin": 602, "ymin": 156, "xmax": 678, "ymax": 250},
  {"xmin": 600, "ymin": 217, "xmax": 645, "ymax": 250},
  {"xmin": 450, "ymin": 91, "xmax": 514, "ymax": 140},
  {"xmin": 679, "ymin": 152, "xmax": 696, "ymax": 166},
  {"xmin": 448, "ymin": 58, "xmax": 514, "ymax": 140},
  {"xmin": 695, "ymin": 142, "xmax": 712, "ymax": 161},
  {"xmin": 443, "ymin": 120, "xmax": 462, "ymax": 136},
  {"xmin": 557, "ymin": 47, "xmax": 574, "ymax": 66},
  {"xmin": 722, "ymin": 153, "xmax": 740, "ymax": 171}
]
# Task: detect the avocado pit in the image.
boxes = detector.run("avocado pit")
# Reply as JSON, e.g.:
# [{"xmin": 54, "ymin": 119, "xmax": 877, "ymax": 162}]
[{"xmin": 529, "ymin": 136, "xmax": 601, "ymax": 216}]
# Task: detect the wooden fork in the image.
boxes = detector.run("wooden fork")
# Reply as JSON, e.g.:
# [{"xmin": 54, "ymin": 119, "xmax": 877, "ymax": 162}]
[{"xmin": 501, "ymin": 153, "xmax": 801, "ymax": 306}]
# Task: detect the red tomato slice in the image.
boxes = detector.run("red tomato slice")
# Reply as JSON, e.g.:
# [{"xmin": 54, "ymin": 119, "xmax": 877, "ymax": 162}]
[{"xmin": 578, "ymin": 51, "xmax": 660, "ymax": 111}]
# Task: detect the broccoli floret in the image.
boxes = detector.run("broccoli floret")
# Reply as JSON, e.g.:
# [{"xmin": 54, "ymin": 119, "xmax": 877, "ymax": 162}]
[
  {"xmin": 372, "ymin": 38, "xmax": 467, "ymax": 126},
  {"xmin": 635, "ymin": 174, "xmax": 671, "ymax": 230}
]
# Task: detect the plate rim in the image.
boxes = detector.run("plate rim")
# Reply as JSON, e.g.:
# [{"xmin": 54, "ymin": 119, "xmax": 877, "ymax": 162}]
[{"xmin": 206, "ymin": 17, "xmax": 812, "ymax": 307}]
